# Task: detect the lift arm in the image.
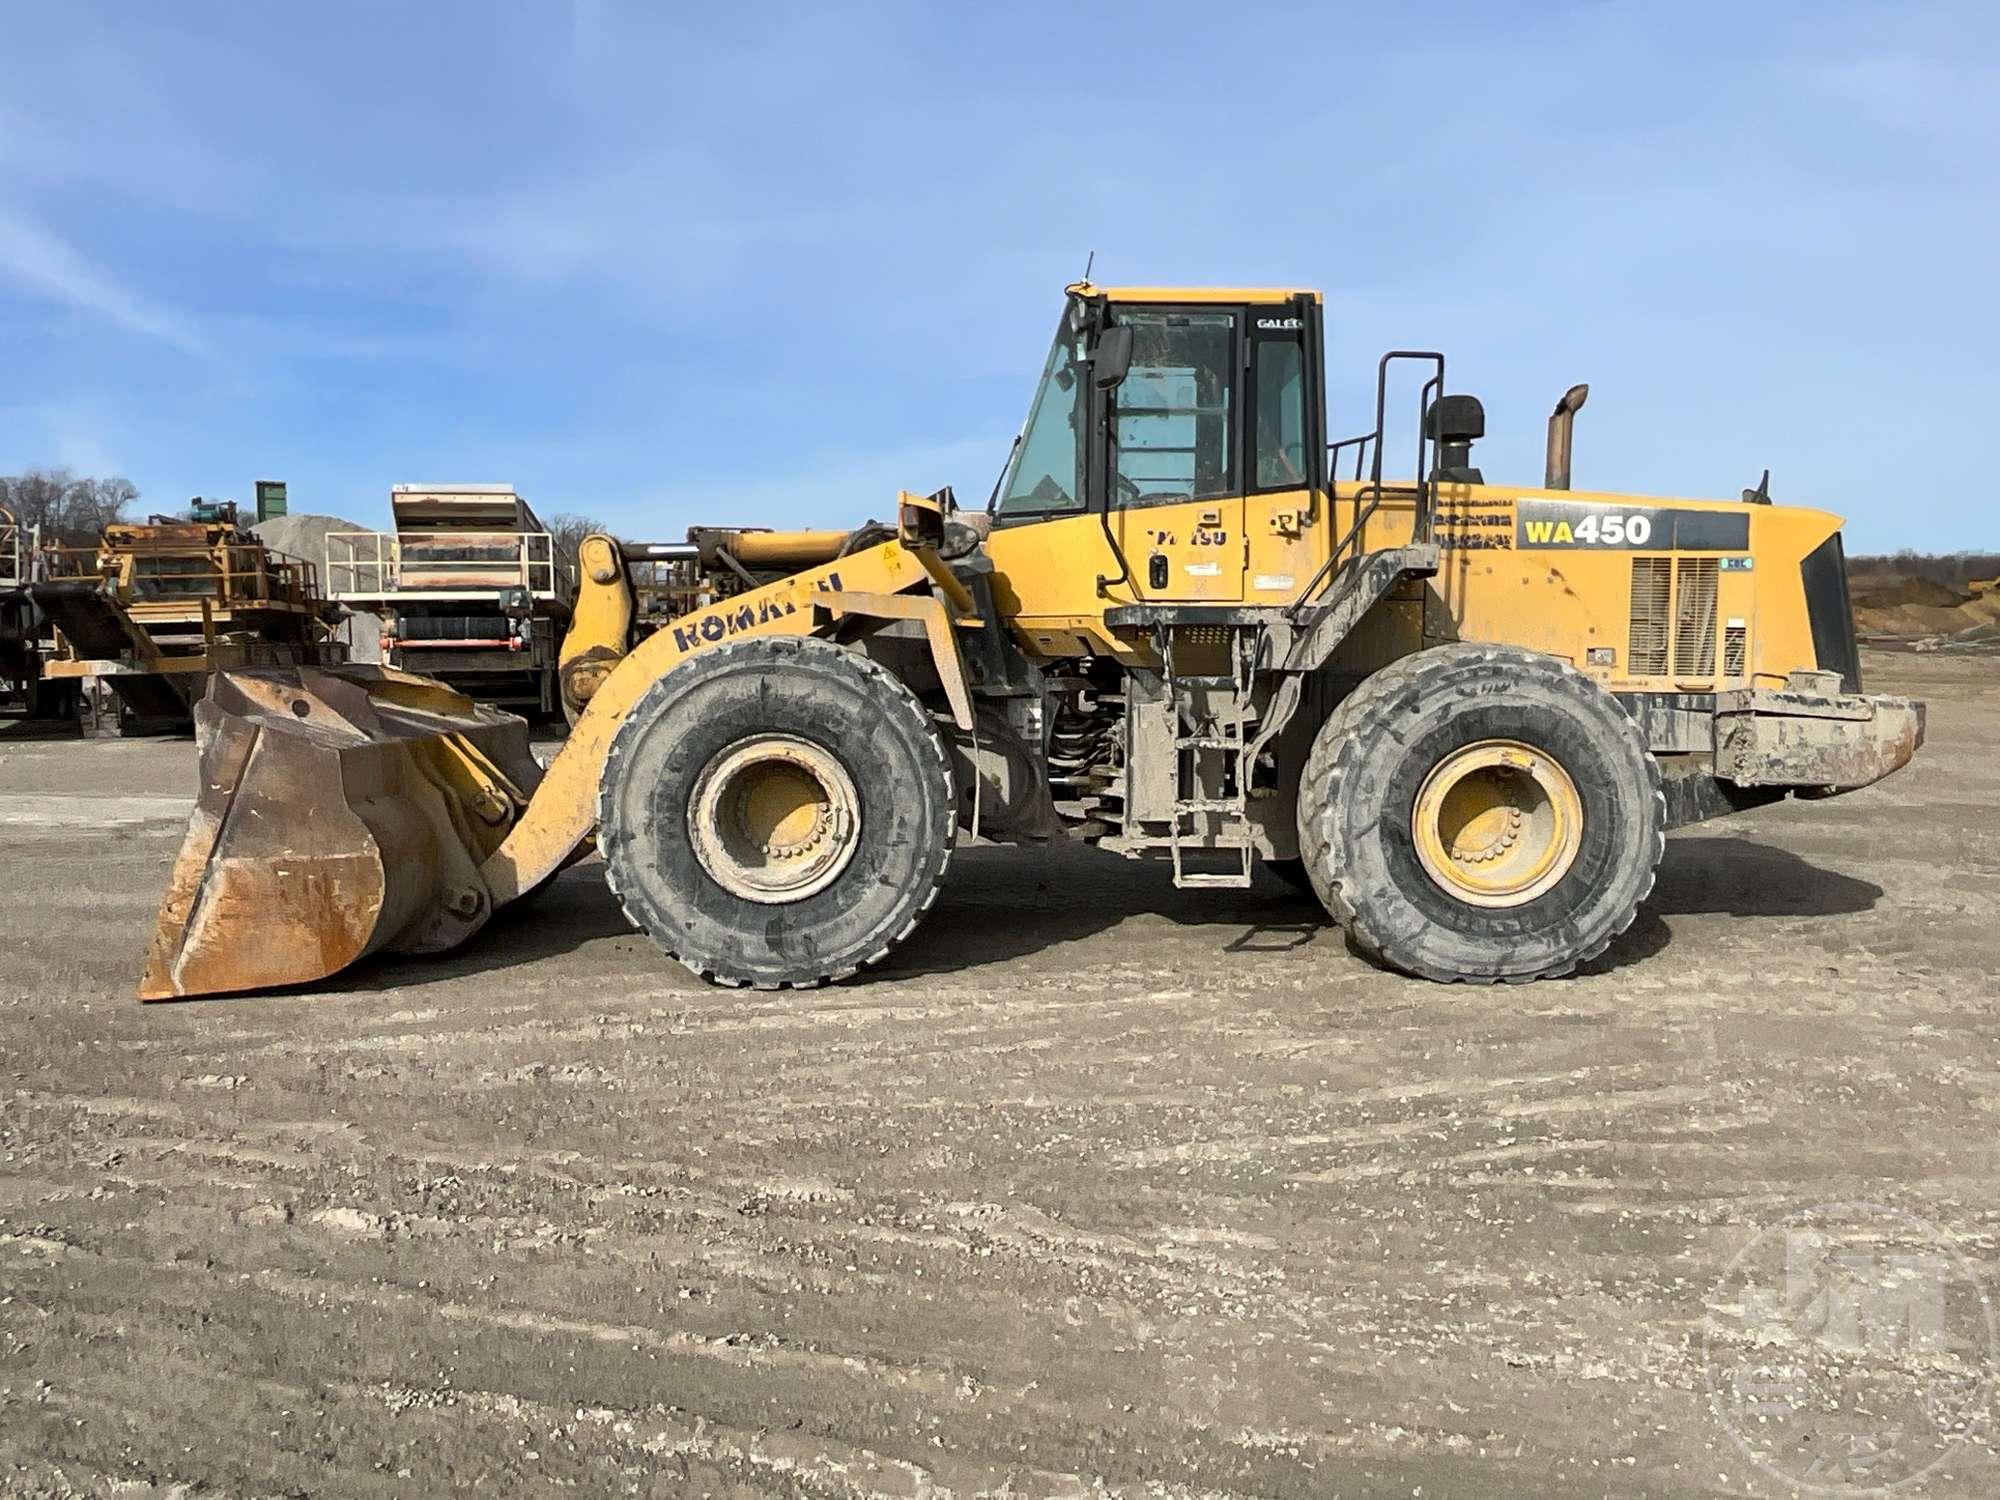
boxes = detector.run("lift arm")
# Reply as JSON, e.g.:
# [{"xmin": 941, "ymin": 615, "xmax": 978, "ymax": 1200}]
[{"xmin": 483, "ymin": 496, "xmax": 976, "ymax": 904}]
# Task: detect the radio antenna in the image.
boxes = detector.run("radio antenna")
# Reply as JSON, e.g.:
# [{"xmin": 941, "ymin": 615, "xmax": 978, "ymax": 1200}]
[{"xmin": 1081, "ymin": 249, "xmax": 1095, "ymax": 284}]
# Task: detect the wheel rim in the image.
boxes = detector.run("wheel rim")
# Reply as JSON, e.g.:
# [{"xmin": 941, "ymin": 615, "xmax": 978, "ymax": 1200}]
[
  {"xmin": 1411, "ymin": 738, "xmax": 1583, "ymax": 908},
  {"xmin": 688, "ymin": 735, "xmax": 860, "ymax": 904}
]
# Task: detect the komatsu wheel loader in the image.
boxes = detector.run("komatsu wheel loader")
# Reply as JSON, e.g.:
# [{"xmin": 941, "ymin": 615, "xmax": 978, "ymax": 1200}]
[{"xmin": 140, "ymin": 283, "xmax": 1924, "ymax": 999}]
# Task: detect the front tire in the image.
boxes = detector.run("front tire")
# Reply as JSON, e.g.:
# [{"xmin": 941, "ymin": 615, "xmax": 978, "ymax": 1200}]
[
  {"xmin": 598, "ymin": 636, "xmax": 956, "ymax": 988},
  {"xmin": 1297, "ymin": 643, "xmax": 1663, "ymax": 982}
]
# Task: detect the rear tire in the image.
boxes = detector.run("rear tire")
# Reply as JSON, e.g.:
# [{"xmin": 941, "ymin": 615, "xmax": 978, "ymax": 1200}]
[
  {"xmin": 1297, "ymin": 643, "xmax": 1663, "ymax": 982},
  {"xmin": 598, "ymin": 636, "xmax": 956, "ymax": 988}
]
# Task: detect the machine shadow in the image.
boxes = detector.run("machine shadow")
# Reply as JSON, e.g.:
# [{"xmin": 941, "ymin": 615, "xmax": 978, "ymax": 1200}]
[
  {"xmin": 326, "ymin": 830, "xmax": 1884, "ymax": 996},
  {"xmin": 1583, "ymin": 834, "xmax": 1883, "ymax": 975},
  {"xmin": 330, "ymin": 865, "xmax": 641, "ymax": 996},
  {"xmin": 888, "ymin": 833, "xmax": 1887, "ymax": 983},
  {"xmin": 876, "ymin": 842, "xmax": 1321, "ymax": 980}
]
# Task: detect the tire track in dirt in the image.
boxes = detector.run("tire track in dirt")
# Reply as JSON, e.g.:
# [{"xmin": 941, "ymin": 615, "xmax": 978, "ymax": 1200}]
[{"xmin": 6, "ymin": 651, "xmax": 2000, "ymax": 1495}]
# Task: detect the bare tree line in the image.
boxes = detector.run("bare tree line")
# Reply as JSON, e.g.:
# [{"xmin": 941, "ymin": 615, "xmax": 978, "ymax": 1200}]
[
  {"xmin": 0, "ymin": 468, "xmax": 141, "ymax": 546},
  {"xmin": 544, "ymin": 511, "xmax": 611, "ymax": 574},
  {"xmin": 1847, "ymin": 550, "xmax": 2000, "ymax": 589},
  {"xmin": 2, "ymin": 475, "xmax": 611, "ymax": 566}
]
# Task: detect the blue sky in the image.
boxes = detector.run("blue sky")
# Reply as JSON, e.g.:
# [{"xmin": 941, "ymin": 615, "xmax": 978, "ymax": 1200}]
[{"xmin": 1, "ymin": 1, "xmax": 1993, "ymax": 551}]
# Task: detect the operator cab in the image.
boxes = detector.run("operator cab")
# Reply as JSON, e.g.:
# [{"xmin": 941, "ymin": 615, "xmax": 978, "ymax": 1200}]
[
  {"xmin": 994, "ymin": 285, "xmax": 1325, "ymax": 526},
  {"xmin": 991, "ymin": 285, "xmax": 1334, "ymax": 607}
]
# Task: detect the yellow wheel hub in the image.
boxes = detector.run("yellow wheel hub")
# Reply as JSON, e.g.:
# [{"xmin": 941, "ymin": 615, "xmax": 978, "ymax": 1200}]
[
  {"xmin": 1411, "ymin": 739, "xmax": 1582, "ymax": 908},
  {"xmin": 689, "ymin": 735, "xmax": 860, "ymax": 904}
]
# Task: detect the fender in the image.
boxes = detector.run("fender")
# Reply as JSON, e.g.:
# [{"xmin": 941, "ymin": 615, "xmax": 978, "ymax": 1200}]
[{"xmin": 485, "ymin": 496, "xmax": 978, "ymax": 904}]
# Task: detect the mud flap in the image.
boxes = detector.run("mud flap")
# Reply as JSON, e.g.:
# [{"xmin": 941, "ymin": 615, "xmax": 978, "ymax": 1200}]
[{"xmin": 140, "ymin": 666, "xmax": 543, "ymax": 1000}]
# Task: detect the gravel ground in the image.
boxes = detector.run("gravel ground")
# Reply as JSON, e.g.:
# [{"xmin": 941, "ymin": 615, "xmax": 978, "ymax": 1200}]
[{"xmin": 0, "ymin": 649, "xmax": 1995, "ymax": 1498}]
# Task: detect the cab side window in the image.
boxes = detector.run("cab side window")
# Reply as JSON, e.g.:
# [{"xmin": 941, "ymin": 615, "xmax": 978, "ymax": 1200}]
[
  {"xmin": 1109, "ymin": 311, "xmax": 1234, "ymax": 505},
  {"xmin": 1251, "ymin": 337, "xmax": 1307, "ymax": 490}
]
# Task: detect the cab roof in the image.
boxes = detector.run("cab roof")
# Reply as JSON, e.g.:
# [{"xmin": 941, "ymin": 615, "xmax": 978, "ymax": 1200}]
[{"xmin": 1068, "ymin": 282, "xmax": 1321, "ymax": 306}]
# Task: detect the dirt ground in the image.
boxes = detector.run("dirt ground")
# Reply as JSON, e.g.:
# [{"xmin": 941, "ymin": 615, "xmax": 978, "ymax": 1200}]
[{"xmin": 1, "ymin": 650, "xmax": 1996, "ymax": 1498}]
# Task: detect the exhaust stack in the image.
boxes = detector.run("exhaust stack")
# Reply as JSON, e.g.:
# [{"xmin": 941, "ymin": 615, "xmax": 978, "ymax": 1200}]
[{"xmin": 1544, "ymin": 383, "xmax": 1589, "ymax": 490}]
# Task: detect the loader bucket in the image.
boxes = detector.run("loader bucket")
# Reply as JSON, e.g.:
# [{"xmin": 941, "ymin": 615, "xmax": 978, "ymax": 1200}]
[{"xmin": 140, "ymin": 665, "xmax": 544, "ymax": 1000}]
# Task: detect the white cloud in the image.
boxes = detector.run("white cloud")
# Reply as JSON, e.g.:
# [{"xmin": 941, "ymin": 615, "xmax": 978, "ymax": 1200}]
[{"xmin": 0, "ymin": 209, "xmax": 202, "ymax": 352}]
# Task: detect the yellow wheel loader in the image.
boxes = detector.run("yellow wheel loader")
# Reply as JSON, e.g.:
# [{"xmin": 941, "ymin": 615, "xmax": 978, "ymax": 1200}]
[{"xmin": 140, "ymin": 283, "xmax": 1924, "ymax": 999}]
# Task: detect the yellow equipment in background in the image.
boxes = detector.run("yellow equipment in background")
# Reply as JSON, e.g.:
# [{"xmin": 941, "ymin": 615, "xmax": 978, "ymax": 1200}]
[
  {"xmin": 141, "ymin": 283, "xmax": 1923, "ymax": 1000},
  {"xmin": 35, "ymin": 502, "xmax": 339, "ymax": 733}
]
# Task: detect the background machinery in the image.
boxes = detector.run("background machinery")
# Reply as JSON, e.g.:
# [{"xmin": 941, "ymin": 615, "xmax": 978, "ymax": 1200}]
[
  {"xmin": 33, "ymin": 500, "xmax": 340, "ymax": 734},
  {"xmin": 140, "ymin": 283, "xmax": 1923, "ymax": 999},
  {"xmin": 0, "ymin": 505, "xmax": 55, "ymax": 723},
  {"xmin": 325, "ymin": 485, "xmax": 576, "ymax": 716},
  {"xmin": 555, "ymin": 525, "xmax": 910, "ymax": 720}
]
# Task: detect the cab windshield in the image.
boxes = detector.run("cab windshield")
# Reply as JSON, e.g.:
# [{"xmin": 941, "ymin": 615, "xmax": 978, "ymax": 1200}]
[{"xmin": 995, "ymin": 306, "xmax": 1089, "ymax": 517}]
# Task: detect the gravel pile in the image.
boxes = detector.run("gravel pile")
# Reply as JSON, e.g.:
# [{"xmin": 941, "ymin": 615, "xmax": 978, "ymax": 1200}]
[
  {"xmin": 253, "ymin": 511, "xmax": 366, "ymax": 570},
  {"xmin": 254, "ymin": 512, "xmax": 383, "ymax": 662}
]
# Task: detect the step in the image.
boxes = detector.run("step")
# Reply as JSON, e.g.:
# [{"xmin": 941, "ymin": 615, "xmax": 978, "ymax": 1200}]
[
  {"xmin": 1172, "ymin": 869, "xmax": 1255, "ymax": 890},
  {"xmin": 1170, "ymin": 836, "xmax": 1257, "ymax": 854}
]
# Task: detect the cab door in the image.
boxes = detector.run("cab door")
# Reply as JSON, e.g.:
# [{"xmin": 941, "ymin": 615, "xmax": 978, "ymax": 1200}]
[
  {"xmin": 1240, "ymin": 303, "xmax": 1322, "ymax": 608},
  {"xmin": 1106, "ymin": 306, "xmax": 1246, "ymax": 603}
]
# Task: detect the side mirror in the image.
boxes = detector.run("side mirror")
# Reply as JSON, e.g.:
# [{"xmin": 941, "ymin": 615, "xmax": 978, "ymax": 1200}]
[{"xmin": 1091, "ymin": 325, "xmax": 1134, "ymax": 390}]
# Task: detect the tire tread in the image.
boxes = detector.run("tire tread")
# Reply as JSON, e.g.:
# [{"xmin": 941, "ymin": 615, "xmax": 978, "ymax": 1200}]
[
  {"xmin": 1298, "ymin": 643, "xmax": 1665, "ymax": 983},
  {"xmin": 597, "ymin": 635, "xmax": 956, "ymax": 989}
]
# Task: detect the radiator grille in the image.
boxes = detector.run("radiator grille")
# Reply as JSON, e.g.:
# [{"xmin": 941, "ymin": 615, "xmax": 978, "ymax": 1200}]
[
  {"xmin": 1673, "ymin": 558, "xmax": 1719, "ymax": 677},
  {"xmin": 1628, "ymin": 558, "xmax": 1672, "ymax": 675},
  {"xmin": 1723, "ymin": 622, "xmax": 1747, "ymax": 678}
]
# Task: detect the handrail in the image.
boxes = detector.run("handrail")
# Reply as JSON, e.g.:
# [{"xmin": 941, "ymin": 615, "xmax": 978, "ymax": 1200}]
[
  {"xmin": 1327, "ymin": 432, "xmax": 1374, "ymax": 485},
  {"xmin": 41, "ymin": 539, "xmax": 321, "ymax": 609},
  {"xmin": 624, "ymin": 556, "xmax": 715, "ymax": 624},
  {"xmin": 1289, "ymin": 351, "xmax": 1445, "ymax": 620},
  {"xmin": 0, "ymin": 509, "xmax": 21, "ymax": 590},
  {"xmin": 325, "ymin": 529, "xmax": 570, "ymax": 600}
]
